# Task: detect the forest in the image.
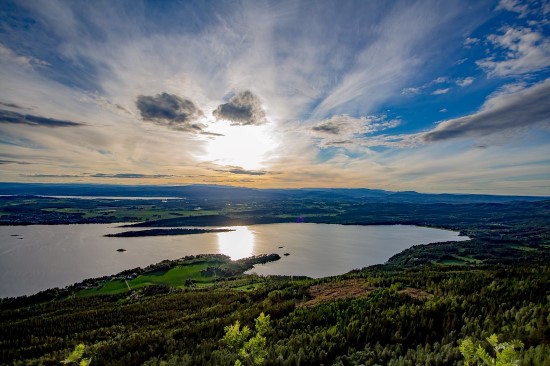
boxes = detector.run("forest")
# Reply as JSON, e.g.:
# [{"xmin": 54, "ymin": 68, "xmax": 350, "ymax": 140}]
[
  {"xmin": 1, "ymin": 262, "xmax": 548, "ymax": 365},
  {"xmin": 0, "ymin": 189, "xmax": 549, "ymax": 365}
]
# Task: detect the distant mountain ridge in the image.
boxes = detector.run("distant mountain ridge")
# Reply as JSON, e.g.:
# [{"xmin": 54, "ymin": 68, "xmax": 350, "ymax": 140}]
[{"xmin": 0, "ymin": 182, "xmax": 547, "ymax": 204}]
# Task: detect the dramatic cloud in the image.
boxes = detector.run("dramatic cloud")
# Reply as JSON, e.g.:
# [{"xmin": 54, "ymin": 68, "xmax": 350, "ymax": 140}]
[
  {"xmin": 213, "ymin": 91, "xmax": 266, "ymax": 126},
  {"xmin": 136, "ymin": 93, "xmax": 204, "ymax": 132},
  {"xmin": 310, "ymin": 115, "xmax": 400, "ymax": 147},
  {"xmin": 1, "ymin": 1, "xmax": 548, "ymax": 194},
  {"xmin": 477, "ymin": 26, "xmax": 550, "ymax": 76},
  {"xmin": 0, "ymin": 110, "xmax": 83, "ymax": 127},
  {"xmin": 421, "ymin": 78, "xmax": 550, "ymax": 142}
]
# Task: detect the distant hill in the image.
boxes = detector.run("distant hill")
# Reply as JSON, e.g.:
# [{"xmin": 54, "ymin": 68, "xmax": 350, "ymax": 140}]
[{"xmin": 0, "ymin": 182, "xmax": 546, "ymax": 203}]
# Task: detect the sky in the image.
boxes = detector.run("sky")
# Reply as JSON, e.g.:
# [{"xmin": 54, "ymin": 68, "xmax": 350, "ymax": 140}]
[{"xmin": 0, "ymin": 0, "xmax": 549, "ymax": 195}]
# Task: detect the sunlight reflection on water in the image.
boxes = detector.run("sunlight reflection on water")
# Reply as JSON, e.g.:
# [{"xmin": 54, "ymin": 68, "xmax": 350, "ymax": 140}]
[{"xmin": 217, "ymin": 226, "xmax": 255, "ymax": 259}]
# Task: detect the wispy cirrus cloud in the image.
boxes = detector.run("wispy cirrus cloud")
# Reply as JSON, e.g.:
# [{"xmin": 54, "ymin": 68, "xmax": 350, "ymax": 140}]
[
  {"xmin": 0, "ymin": 43, "xmax": 48, "ymax": 68},
  {"xmin": 310, "ymin": 1, "xmax": 482, "ymax": 118},
  {"xmin": 309, "ymin": 114, "xmax": 400, "ymax": 148},
  {"xmin": 403, "ymin": 75, "xmax": 476, "ymax": 96}
]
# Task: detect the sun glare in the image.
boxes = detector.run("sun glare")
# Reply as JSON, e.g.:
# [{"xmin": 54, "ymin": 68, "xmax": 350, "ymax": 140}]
[
  {"xmin": 217, "ymin": 226, "xmax": 255, "ymax": 260},
  {"xmin": 202, "ymin": 121, "xmax": 277, "ymax": 170}
]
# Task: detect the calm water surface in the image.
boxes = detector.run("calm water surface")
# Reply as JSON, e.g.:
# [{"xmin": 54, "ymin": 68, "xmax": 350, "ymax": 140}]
[{"xmin": 0, "ymin": 223, "xmax": 469, "ymax": 297}]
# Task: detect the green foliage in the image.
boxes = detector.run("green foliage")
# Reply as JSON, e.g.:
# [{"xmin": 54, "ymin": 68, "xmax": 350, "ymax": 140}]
[
  {"xmin": 460, "ymin": 334, "xmax": 524, "ymax": 366},
  {"xmin": 223, "ymin": 313, "xmax": 271, "ymax": 366},
  {"xmin": 460, "ymin": 338, "xmax": 477, "ymax": 366},
  {"xmin": 62, "ymin": 344, "xmax": 92, "ymax": 366},
  {"xmin": 2, "ymin": 264, "xmax": 548, "ymax": 365},
  {"xmin": 223, "ymin": 321, "xmax": 251, "ymax": 352}
]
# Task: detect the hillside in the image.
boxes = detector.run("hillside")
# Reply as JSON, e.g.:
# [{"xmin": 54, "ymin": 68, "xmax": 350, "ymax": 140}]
[
  {"xmin": 1, "ymin": 183, "xmax": 547, "ymax": 204},
  {"xmin": 0, "ymin": 193, "xmax": 549, "ymax": 365}
]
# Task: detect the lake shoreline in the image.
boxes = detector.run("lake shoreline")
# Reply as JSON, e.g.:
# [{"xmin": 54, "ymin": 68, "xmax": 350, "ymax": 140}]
[{"xmin": 0, "ymin": 223, "xmax": 469, "ymax": 298}]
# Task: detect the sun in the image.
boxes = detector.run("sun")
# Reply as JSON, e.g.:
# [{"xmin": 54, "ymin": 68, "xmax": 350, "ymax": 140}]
[{"xmin": 202, "ymin": 120, "xmax": 277, "ymax": 170}]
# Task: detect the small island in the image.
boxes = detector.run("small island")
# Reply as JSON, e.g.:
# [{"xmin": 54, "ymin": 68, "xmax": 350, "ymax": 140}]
[{"xmin": 105, "ymin": 228, "xmax": 234, "ymax": 238}]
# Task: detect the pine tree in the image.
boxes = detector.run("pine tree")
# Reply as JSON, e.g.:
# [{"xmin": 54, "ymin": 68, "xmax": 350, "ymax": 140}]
[
  {"xmin": 61, "ymin": 344, "xmax": 92, "ymax": 366},
  {"xmin": 223, "ymin": 313, "xmax": 271, "ymax": 366},
  {"xmin": 459, "ymin": 334, "xmax": 524, "ymax": 366}
]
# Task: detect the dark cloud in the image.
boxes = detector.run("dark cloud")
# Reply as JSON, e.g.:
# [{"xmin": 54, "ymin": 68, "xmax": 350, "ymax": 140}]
[
  {"xmin": 136, "ymin": 92, "xmax": 204, "ymax": 131},
  {"xmin": 328, "ymin": 140, "xmax": 354, "ymax": 145},
  {"xmin": 20, "ymin": 174, "xmax": 83, "ymax": 178},
  {"xmin": 228, "ymin": 168, "xmax": 267, "ymax": 176},
  {"xmin": 18, "ymin": 173, "xmax": 176, "ymax": 179},
  {"xmin": 0, "ymin": 110, "xmax": 83, "ymax": 127},
  {"xmin": 421, "ymin": 79, "xmax": 550, "ymax": 142},
  {"xmin": 91, "ymin": 173, "xmax": 176, "ymax": 179},
  {"xmin": 312, "ymin": 122, "xmax": 341, "ymax": 135},
  {"xmin": 212, "ymin": 166, "xmax": 268, "ymax": 176},
  {"xmin": 213, "ymin": 91, "xmax": 266, "ymax": 126},
  {"xmin": 200, "ymin": 131, "xmax": 225, "ymax": 137},
  {"xmin": 0, "ymin": 159, "xmax": 32, "ymax": 165},
  {"xmin": 0, "ymin": 101, "xmax": 23, "ymax": 109}
]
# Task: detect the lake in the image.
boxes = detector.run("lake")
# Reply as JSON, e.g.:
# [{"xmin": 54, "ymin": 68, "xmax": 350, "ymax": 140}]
[{"xmin": 0, "ymin": 223, "xmax": 469, "ymax": 298}]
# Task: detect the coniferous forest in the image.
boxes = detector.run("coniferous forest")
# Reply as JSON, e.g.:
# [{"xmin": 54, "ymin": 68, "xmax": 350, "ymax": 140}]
[{"xmin": 0, "ymin": 194, "xmax": 549, "ymax": 365}]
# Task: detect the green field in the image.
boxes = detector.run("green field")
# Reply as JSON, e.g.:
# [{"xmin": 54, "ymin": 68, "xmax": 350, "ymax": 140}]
[
  {"xmin": 78, "ymin": 259, "xmax": 231, "ymax": 296},
  {"xmin": 76, "ymin": 256, "xmax": 278, "ymax": 297},
  {"xmin": 510, "ymin": 244, "xmax": 538, "ymax": 252}
]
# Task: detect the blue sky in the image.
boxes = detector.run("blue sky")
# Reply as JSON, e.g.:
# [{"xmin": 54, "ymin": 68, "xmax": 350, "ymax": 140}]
[{"xmin": 0, "ymin": 0, "xmax": 549, "ymax": 194}]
